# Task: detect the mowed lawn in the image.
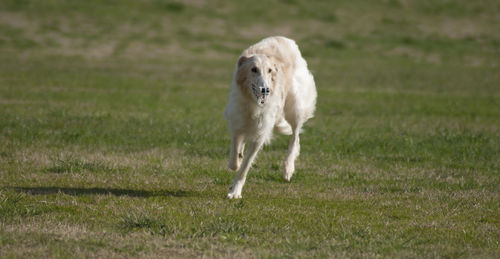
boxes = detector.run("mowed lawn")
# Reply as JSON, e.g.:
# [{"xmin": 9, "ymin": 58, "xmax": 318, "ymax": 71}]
[{"xmin": 0, "ymin": 0, "xmax": 499, "ymax": 257}]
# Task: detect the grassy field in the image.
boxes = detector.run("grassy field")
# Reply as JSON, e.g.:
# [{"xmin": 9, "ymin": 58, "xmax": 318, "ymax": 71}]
[{"xmin": 0, "ymin": 0, "xmax": 499, "ymax": 257}]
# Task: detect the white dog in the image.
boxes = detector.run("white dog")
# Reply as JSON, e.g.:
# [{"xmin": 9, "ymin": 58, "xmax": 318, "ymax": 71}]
[{"xmin": 224, "ymin": 36, "xmax": 317, "ymax": 199}]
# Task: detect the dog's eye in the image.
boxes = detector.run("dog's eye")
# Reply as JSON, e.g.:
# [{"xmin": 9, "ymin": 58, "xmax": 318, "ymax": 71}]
[
  {"xmin": 251, "ymin": 67, "xmax": 258, "ymax": 73},
  {"xmin": 268, "ymin": 68, "xmax": 272, "ymax": 73}
]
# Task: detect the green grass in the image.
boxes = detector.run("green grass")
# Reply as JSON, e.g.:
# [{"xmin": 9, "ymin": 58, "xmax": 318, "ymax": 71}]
[{"xmin": 0, "ymin": 0, "xmax": 499, "ymax": 257}]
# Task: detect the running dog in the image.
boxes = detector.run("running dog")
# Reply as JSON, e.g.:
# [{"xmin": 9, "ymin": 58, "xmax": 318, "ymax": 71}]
[{"xmin": 224, "ymin": 36, "xmax": 317, "ymax": 199}]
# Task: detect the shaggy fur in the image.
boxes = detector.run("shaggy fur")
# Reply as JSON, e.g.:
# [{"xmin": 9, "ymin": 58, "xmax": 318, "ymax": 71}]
[{"xmin": 224, "ymin": 36, "xmax": 317, "ymax": 199}]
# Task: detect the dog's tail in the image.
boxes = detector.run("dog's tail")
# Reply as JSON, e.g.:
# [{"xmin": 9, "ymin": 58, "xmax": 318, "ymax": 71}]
[{"xmin": 274, "ymin": 119, "xmax": 293, "ymax": 135}]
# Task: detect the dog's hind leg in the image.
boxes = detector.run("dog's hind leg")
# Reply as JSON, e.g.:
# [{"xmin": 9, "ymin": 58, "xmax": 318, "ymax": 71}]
[
  {"xmin": 227, "ymin": 139, "xmax": 264, "ymax": 199},
  {"xmin": 283, "ymin": 122, "xmax": 302, "ymax": 182},
  {"xmin": 229, "ymin": 132, "xmax": 245, "ymax": 171}
]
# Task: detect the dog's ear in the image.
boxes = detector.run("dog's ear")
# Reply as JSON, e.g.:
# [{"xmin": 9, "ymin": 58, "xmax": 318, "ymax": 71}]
[
  {"xmin": 238, "ymin": 55, "xmax": 249, "ymax": 67},
  {"xmin": 236, "ymin": 56, "xmax": 249, "ymax": 87}
]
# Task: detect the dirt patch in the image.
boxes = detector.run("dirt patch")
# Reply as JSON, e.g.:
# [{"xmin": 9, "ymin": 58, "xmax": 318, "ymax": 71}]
[
  {"xmin": 0, "ymin": 12, "xmax": 32, "ymax": 30},
  {"xmin": 418, "ymin": 18, "xmax": 489, "ymax": 39},
  {"xmin": 385, "ymin": 46, "xmax": 441, "ymax": 64},
  {"xmin": 237, "ymin": 23, "xmax": 294, "ymax": 40}
]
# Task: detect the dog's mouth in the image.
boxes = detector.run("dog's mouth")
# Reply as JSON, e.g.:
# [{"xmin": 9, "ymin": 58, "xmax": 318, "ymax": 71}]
[{"xmin": 251, "ymin": 84, "xmax": 270, "ymax": 105}]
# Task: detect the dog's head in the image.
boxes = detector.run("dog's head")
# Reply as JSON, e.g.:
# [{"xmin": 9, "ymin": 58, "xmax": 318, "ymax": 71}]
[{"xmin": 236, "ymin": 54, "xmax": 278, "ymax": 106}]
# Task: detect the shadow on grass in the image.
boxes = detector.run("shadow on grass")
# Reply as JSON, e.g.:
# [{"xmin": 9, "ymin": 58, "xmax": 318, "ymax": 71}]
[{"xmin": 11, "ymin": 186, "xmax": 194, "ymax": 198}]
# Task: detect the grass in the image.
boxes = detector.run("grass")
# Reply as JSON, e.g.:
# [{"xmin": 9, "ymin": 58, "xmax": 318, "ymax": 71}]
[{"xmin": 0, "ymin": 0, "xmax": 499, "ymax": 257}]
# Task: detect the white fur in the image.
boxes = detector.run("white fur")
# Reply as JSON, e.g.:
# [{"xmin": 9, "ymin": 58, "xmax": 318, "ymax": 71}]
[{"xmin": 224, "ymin": 36, "xmax": 317, "ymax": 199}]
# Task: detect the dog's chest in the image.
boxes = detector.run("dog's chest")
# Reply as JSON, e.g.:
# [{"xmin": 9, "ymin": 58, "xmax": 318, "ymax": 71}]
[{"xmin": 250, "ymin": 104, "xmax": 279, "ymax": 129}]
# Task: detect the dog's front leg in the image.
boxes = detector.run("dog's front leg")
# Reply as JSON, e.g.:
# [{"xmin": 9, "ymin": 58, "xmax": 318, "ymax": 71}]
[
  {"xmin": 284, "ymin": 126, "xmax": 301, "ymax": 182},
  {"xmin": 228, "ymin": 133, "xmax": 245, "ymax": 171},
  {"xmin": 227, "ymin": 140, "xmax": 263, "ymax": 199}
]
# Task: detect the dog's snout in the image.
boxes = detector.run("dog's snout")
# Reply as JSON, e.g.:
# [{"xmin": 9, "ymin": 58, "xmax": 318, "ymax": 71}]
[{"xmin": 259, "ymin": 86, "xmax": 270, "ymax": 95}]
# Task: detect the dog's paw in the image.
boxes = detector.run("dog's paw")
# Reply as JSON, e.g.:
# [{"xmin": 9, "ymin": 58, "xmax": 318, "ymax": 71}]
[
  {"xmin": 227, "ymin": 192, "xmax": 242, "ymax": 199},
  {"xmin": 274, "ymin": 122, "xmax": 293, "ymax": 135},
  {"xmin": 283, "ymin": 162, "xmax": 295, "ymax": 182}
]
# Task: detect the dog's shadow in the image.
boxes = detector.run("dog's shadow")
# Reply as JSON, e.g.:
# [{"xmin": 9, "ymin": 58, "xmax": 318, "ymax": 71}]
[{"xmin": 11, "ymin": 186, "xmax": 194, "ymax": 198}]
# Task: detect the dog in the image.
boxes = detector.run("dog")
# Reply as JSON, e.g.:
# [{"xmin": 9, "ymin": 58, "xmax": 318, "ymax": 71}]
[{"xmin": 224, "ymin": 36, "xmax": 317, "ymax": 199}]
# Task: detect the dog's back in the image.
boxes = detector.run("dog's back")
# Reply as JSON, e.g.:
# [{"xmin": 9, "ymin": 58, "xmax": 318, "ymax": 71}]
[{"xmin": 242, "ymin": 36, "xmax": 298, "ymax": 72}]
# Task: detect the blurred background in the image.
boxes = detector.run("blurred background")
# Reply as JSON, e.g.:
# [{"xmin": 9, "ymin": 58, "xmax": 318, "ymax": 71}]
[{"xmin": 2, "ymin": 0, "xmax": 499, "ymax": 88}]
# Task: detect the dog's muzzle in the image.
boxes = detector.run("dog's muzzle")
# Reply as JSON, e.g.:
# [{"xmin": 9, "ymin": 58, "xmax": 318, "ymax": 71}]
[
  {"xmin": 259, "ymin": 86, "xmax": 270, "ymax": 104},
  {"xmin": 260, "ymin": 86, "xmax": 270, "ymax": 95},
  {"xmin": 252, "ymin": 84, "xmax": 271, "ymax": 104}
]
